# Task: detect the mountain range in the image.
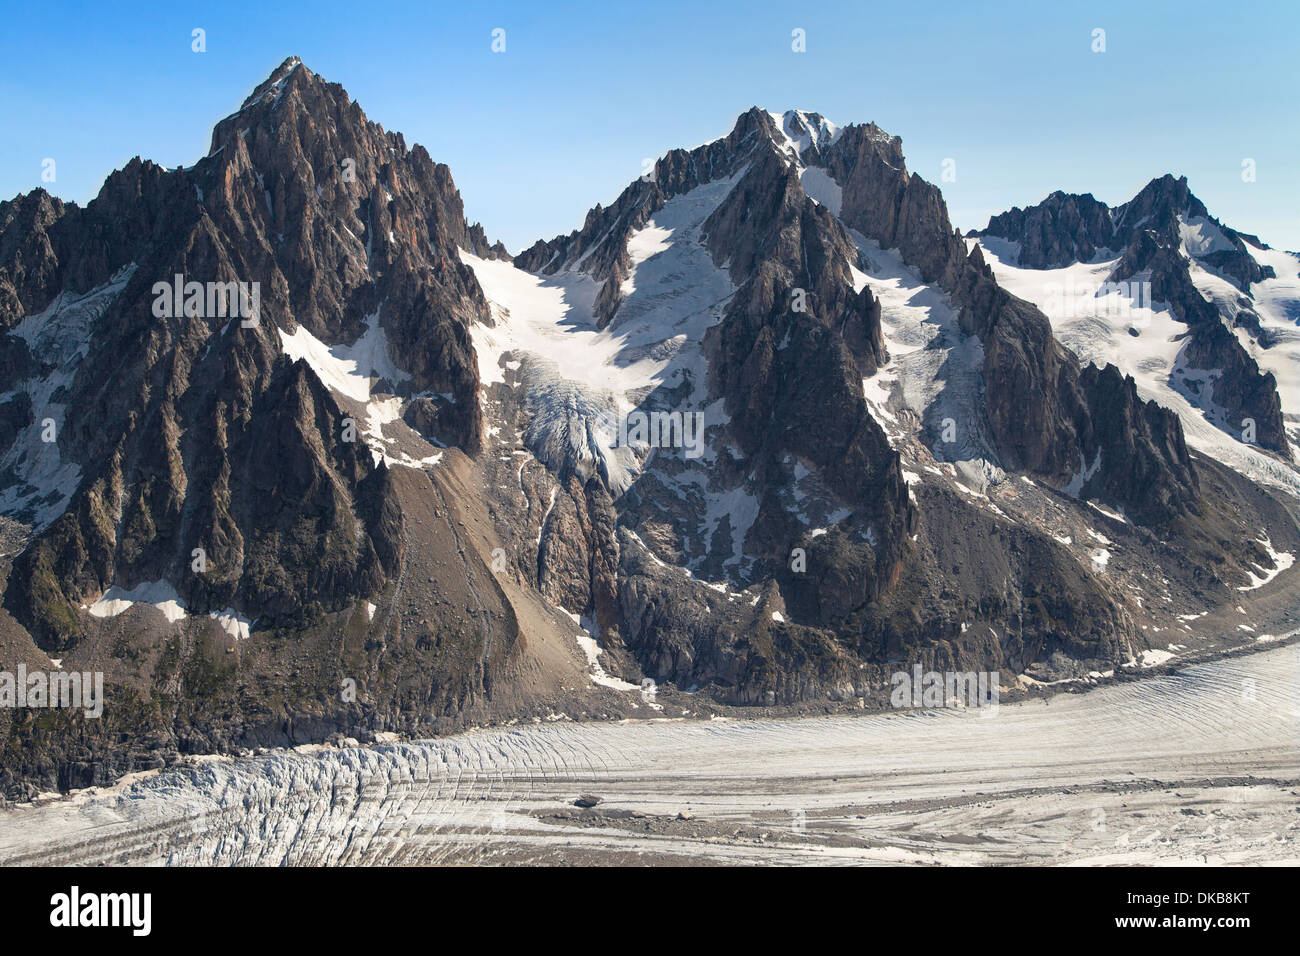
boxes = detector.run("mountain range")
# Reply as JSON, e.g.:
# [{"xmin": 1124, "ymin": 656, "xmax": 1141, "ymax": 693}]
[{"xmin": 2, "ymin": 57, "xmax": 1297, "ymax": 798}]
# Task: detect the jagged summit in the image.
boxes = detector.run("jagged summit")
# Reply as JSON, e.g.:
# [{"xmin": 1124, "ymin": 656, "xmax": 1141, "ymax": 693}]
[
  {"xmin": 3, "ymin": 61, "xmax": 1297, "ymax": 799},
  {"xmin": 0, "ymin": 54, "xmax": 523, "ymax": 651},
  {"xmin": 766, "ymin": 109, "xmax": 841, "ymax": 161},
  {"xmin": 238, "ymin": 55, "xmax": 306, "ymax": 110},
  {"xmin": 511, "ymin": 103, "xmax": 1212, "ymax": 523},
  {"xmin": 973, "ymin": 172, "xmax": 1292, "ymax": 459},
  {"xmin": 469, "ymin": 96, "xmax": 1285, "ymax": 711},
  {"xmin": 977, "ymin": 174, "xmax": 1274, "ymax": 266}
]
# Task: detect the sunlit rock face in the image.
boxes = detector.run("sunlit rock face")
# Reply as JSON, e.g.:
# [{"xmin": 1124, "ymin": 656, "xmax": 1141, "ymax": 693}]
[{"xmin": 1, "ymin": 64, "xmax": 1296, "ymax": 800}]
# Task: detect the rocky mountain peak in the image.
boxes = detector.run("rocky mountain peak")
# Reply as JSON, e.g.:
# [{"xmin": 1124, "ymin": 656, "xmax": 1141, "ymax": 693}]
[
  {"xmin": 973, "ymin": 169, "xmax": 1290, "ymax": 459},
  {"xmin": 242, "ymin": 55, "xmax": 305, "ymax": 106},
  {"xmin": 1114, "ymin": 173, "xmax": 1205, "ymax": 234},
  {"xmin": 767, "ymin": 109, "xmax": 841, "ymax": 164},
  {"xmin": 975, "ymin": 191, "xmax": 1114, "ymax": 268},
  {"xmin": 0, "ymin": 57, "xmax": 517, "ymax": 650},
  {"xmin": 3, "ymin": 65, "xmax": 1297, "ymax": 799}
]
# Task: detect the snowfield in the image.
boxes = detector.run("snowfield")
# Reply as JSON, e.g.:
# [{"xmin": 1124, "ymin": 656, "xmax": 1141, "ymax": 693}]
[
  {"xmin": 462, "ymin": 173, "xmax": 739, "ymax": 497},
  {"xmin": 851, "ymin": 235, "xmax": 996, "ymax": 489},
  {"xmin": 2, "ymin": 644, "xmax": 1295, "ymax": 866},
  {"xmin": 971, "ymin": 236, "xmax": 1300, "ymax": 497},
  {"xmin": 277, "ymin": 306, "xmax": 445, "ymax": 470}
]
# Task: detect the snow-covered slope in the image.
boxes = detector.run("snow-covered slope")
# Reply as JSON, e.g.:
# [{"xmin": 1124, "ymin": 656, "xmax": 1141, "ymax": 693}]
[
  {"xmin": 277, "ymin": 307, "xmax": 445, "ymax": 470},
  {"xmin": 462, "ymin": 172, "xmax": 740, "ymax": 496},
  {"xmin": 971, "ymin": 235, "xmax": 1300, "ymax": 496},
  {"xmin": 850, "ymin": 237, "xmax": 999, "ymax": 492},
  {"xmin": 0, "ymin": 265, "xmax": 135, "ymax": 529},
  {"xmin": 1199, "ymin": 243, "xmax": 1300, "ymax": 441}
]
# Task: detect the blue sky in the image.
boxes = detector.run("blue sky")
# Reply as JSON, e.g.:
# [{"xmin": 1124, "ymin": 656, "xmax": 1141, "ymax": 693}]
[{"xmin": 2, "ymin": 0, "xmax": 1296, "ymax": 253}]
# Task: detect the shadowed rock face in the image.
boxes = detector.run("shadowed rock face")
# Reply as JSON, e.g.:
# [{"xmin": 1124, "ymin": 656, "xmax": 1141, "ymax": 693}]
[
  {"xmin": 817, "ymin": 125, "xmax": 1201, "ymax": 522},
  {"xmin": 699, "ymin": 139, "xmax": 907, "ymax": 569},
  {"xmin": 511, "ymin": 108, "xmax": 913, "ymax": 698},
  {"xmin": 981, "ymin": 191, "xmax": 1115, "ymax": 269},
  {"xmin": 509, "ymin": 106, "xmax": 1286, "ymax": 708},
  {"xmin": 1, "ymin": 70, "xmax": 1296, "ymax": 798},
  {"xmin": 975, "ymin": 174, "xmax": 1290, "ymax": 458},
  {"xmin": 0, "ymin": 57, "xmax": 501, "ymax": 646},
  {"xmin": 1077, "ymin": 363, "xmax": 1199, "ymax": 520}
]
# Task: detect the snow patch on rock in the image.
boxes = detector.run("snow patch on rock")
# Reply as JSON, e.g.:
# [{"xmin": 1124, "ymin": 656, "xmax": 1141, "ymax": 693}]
[{"xmin": 1, "ymin": 265, "xmax": 136, "ymax": 529}]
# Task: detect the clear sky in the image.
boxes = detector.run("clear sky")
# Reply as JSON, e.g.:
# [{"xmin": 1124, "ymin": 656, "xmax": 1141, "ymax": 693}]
[{"xmin": 2, "ymin": 0, "xmax": 1296, "ymax": 253}]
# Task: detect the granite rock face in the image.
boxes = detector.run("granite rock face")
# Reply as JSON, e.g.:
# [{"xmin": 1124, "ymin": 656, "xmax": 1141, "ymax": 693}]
[
  {"xmin": 817, "ymin": 124, "xmax": 1201, "ymax": 522},
  {"xmin": 981, "ymin": 191, "xmax": 1116, "ymax": 269},
  {"xmin": 0, "ymin": 58, "xmax": 502, "ymax": 647},
  {"xmin": 1, "ymin": 72, "xmax": 1295, "ymax": 796},
  {"xmin": 503, "ymin": 107, "xmax": 1280, "ymax": 707}
]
